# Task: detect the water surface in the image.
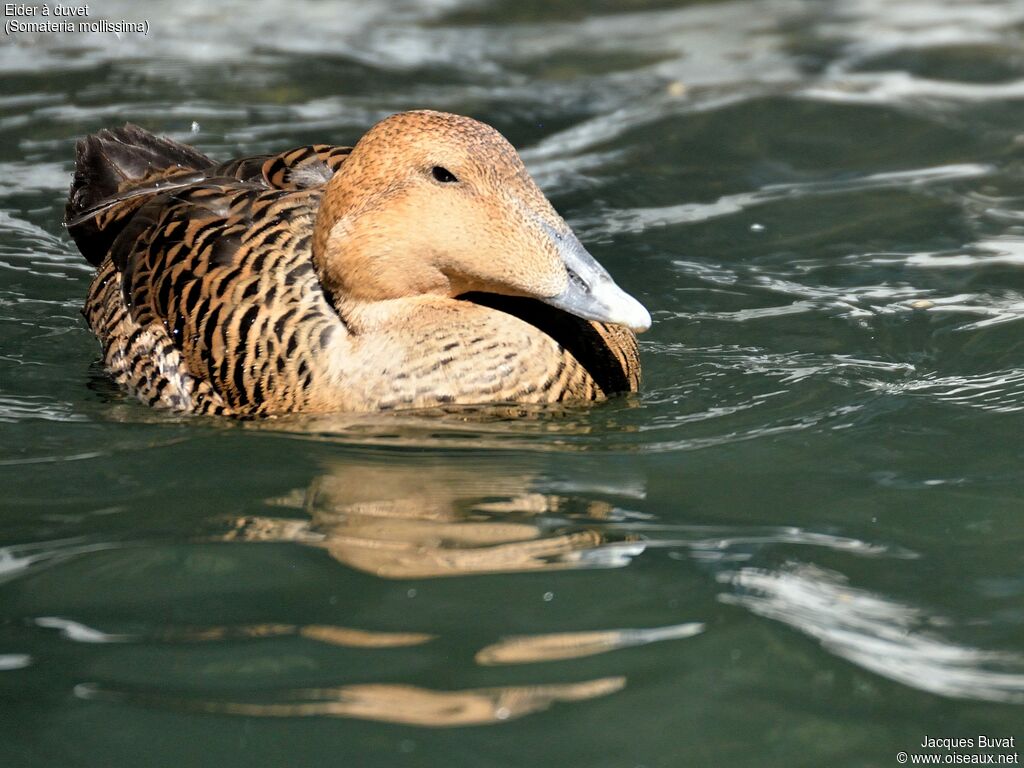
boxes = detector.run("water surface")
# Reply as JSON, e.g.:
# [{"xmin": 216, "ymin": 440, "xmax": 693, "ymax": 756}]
[{"xmin": 2, "ymin": 0, "xmax": 1023, "ymax": 765}]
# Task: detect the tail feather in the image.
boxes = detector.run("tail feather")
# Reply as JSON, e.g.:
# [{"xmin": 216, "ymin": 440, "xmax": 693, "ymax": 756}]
[{"xmin": 66, "ymin": 124, "xmax": 213, "ymax": 266}]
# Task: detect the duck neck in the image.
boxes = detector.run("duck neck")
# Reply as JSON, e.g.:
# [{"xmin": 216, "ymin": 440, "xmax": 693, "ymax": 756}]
[{"xmin": 312, "ymin": 197, "xmax": 455, "ymax": 318}]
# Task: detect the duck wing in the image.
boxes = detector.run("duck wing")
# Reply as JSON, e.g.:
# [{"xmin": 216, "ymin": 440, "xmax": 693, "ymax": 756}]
[
  {"xmin": 66, "ymin": 124, "xmax": 351, "ymax": 264},
  {"xmin": 72, "ymin": 125, "xmax": 351, "ymax": 414}
]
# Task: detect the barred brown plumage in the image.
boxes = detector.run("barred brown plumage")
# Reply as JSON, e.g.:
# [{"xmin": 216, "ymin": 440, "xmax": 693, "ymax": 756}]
[{"xmin": 67, "ymin": 111, "xmax": 645, "ymax": 416}]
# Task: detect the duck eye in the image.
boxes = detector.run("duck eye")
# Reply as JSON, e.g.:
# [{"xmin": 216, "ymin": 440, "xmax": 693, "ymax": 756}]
[{"xmin": 431, "ymin": 166, "xmax": 458, "ymax": 183}]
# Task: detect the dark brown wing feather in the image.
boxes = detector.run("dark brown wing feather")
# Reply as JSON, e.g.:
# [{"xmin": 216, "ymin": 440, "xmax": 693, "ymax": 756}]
[
  {"xmin": 66, "ymin": 124, "xmax": 352, "ymax": 265},
  {"xmin": 110, "ymin": 183, "xmax": 343, "ymax": 415},
  {"xmin": 66, "ymin": 124, "xmax": 213, "ymax": 266},
  {"xmin": 73, "ymin": 127, "xmax": 353, "ymax": 414}
]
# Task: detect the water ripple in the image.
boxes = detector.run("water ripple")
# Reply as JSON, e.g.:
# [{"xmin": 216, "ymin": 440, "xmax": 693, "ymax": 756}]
[
  {"xmin": 721, "ymin": 563, "xmax": 1024, "ymax": 704},
  {"xmin": 0, "ymin": 654, "xmax": 31, "ymax": 671},
  {"xmin": 591, "ymin": 163, "xmax": 994, "ymax": 236},
  {"xmin": 868, "ymin": 368, "xmax": 1024, "ymax": 413}
]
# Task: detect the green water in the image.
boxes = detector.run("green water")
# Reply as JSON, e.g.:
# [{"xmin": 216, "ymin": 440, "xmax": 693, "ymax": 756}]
[{"xmin": 2, "ymin": 0, "xmax": 1023, "ymax": 765}]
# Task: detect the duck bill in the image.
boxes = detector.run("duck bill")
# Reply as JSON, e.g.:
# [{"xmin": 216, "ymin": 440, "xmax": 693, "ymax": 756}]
[{"xmin": 544, "ymin": 232, "xmax": 651, "ymax": 333}]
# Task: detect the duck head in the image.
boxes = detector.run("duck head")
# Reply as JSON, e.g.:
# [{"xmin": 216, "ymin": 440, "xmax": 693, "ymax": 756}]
[{"xmin": 312, "ymin": 110, "xmax": 651, "ymax": 332}]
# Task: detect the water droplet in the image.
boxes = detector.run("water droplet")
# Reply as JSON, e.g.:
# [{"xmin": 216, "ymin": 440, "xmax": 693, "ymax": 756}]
[
  {"xmin": 750, "ymin": 223, "xmax": 765, "ymax": 232},
  {"xmin": 495, "ymin": 707, "xmax": 511, "ymax": 720},
  {"xmin": 190, "ymin": 121, "xmax": 201, "ymax": 133},
  {"xmin": 542, "ymin": 591, "xmax": 554, "ymax": 602},
  {"xmin": 407, "ymin": 588, "xmax": 417, "ymax": 598}
]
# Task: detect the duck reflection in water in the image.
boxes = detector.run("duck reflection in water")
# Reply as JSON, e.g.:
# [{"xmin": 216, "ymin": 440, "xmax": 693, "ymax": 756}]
[
  {"xmin": 73, "ymin": 459, "xmax": 712, "ymax": 726},
  {"xmin": 223, "ymin": 455, "xmax": 648, "ymax": 579},
  {"xmin": 77, "ymin": 676, "xmax": 628, "ymax": 727}
]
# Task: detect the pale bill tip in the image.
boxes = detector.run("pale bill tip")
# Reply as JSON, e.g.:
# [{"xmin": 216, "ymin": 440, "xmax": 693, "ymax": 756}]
[
  {"xmin": 592, "ymin": 280, "xmax": 652, "ymax": 333},
  {"xmin": 621, "ymin": 298, "xmax": 652, "ymax": 333}
]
